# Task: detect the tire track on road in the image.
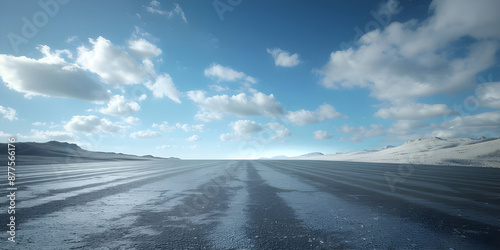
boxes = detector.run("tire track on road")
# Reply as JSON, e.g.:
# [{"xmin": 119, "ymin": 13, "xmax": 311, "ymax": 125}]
[{"xmin": 261, "ymin": 160, "xmax": 500, "ymax": 248}]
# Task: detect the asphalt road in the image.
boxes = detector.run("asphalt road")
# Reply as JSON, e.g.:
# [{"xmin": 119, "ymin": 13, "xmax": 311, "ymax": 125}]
[{"xmin": 1, "ymin": 160, "xmax": 499, "ymax": 249}]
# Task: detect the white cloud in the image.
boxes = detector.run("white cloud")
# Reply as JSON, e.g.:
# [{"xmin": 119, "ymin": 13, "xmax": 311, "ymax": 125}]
[
  {"xmin": 176, "ymin": 123, "xmax": 205, "ymax": 132},
  {"xmin": 374, "ymin": 103, "xmax": 457, "ymax": 119},
  {"xmin": 150, "ymin": 0, "xmax": 160, "ymax": 7},
  {"xmin": 32, "ymin": 122, "xmax": 47, "ymax": 126},
  {"xmin": 145, "ymin": 0, "xmax": 166, "ymax": 15},
  {"xmin": 65, "ymin": 115, "xmax": 101, "ymax": 133},
  {"xmin": 188, "ymin": 91, "xmax": 284, "ymax": 118},
  {"xmin": 287, "ymin": 104, "xmax": 345, "ymax": 125},
  {"xmin": 204, "ymin": 63, "xmax": 256, "ymax": 84},
  {"xmin": 388, "ymin": 120, "xmax": 428, "ymax": 134},
  {"xmin": 477, "ymin": 82, "xmax": 500, "ymax": 108},
  {"xmin": 152, "ymin": 121, "xmax": 176, "ymax": 132},
  {"xmin": 265, "ymin": 122, "xmax": 292, "ymax": 139},
  {"xmin": 232, "ymin": 120, "xmax": 263, "ymax": 135},
  {"xmin": 25, "ymin": 129, "xmax": 77, "ymax": 142},
  {"xmin": 313, "ymin": 130, "xmax": 333, "ymax": 140},
  {"xmin": 145, "ymin": 74, "xmax": 181, "ymax": 103},
  {"xmin": 77, "ymin": 36, "xmax": 151, "ymax": 86},
  {"xmin": 266, "ymin": 48, "xmax": 301, "ymax": 67},
  {"xmin": 64, "ymin": 115, "xmax": 124, "ymax": 134},
  {"xmin": 220, "ymin": 120, "xmax": 263, "ymax": 141},
  {"xmin": 145, "ymin": 1, "xmax": 188, "ymax": 23},
  {"xmin": 274, "ymin": 128, "xmax": 292, "ymax": 138},
  {"xmin": 186, "ymin": 135, "xmax": 200, "ymax": 142},
  {"xmin": 0, "ymin": 106, "xmax": 17, "ymax": 120},
  {"xmin": 128, "ymin": 38, "xmax": 162, "ymax": 60},
  {"xmin": 99, "ymin": 95, "xmax": 140, "ymax": 116},
  {"xmin": 130, "ymin": 129, "xmax": 161, "ymax": 139},
  {"xmin": 151, "ymin": 122, "xmax": 205, "ymax": 133},
  {"xmin": 318, "ymin": 0, "xmax": 500, "ymax": 104},
  {"xmin": 156, "ymin": 144, "xmax": 177, "ymax": 149},
  {"xmin": 209, "ymin": 84, "xmax": 229, "ymax": 92},
  {"xmin": 266, "ymin": 122, "xmax": 284, "ymax": 130},
  {"xmin": 340, "ymin": 124, "xmax": 386, "ymax": 142},
  {"xmin": 434, "ymin": 111, "xmax": 500, "ymax": 138},
  {"xmin": 123, "ymin": 116, "xmax": 140, "ymax": 125},
  {"xmin": 169, "ymin": 4, "xmax": 187, "ymax": 23},
  {"xmin": 65, "ymin": 35, "xmax": 78, "ymax": 43},
  {"xmin": 0, "ymin": 47, "xmax": 110, "ymax": 101},
  {"xmin": 97, "ymin": 119, "xmax": 124, "ymax": 133},
  {"xmin": 138, "ymin": 94, "xmax": 148, "ymax": 101},
  {"xmin": 194, "ymin": 111, "xmax": 224, "ymax": 122},
  {"xmin": 340, "ymin": 110, "xmax": 500, "ymax": 141},
  {"xmin": 0, "ymin": 131, "xmax": 15, "ymax": 141}
]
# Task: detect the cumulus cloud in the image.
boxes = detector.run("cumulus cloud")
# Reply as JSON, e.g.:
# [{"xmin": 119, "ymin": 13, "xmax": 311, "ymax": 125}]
[
  {"xmin": 232, "ymin": 120, "xmax": 263, "ymax": 135},
  {"xmin": 266, "ymin": 48, "xmax": 301, "ymax": 67},
  {"xmin": 156, "ymin": 144, "xmax": 177, "ymax": 149},
  {"xmin": 64, "ymin": 115, "xmax": 124, "ymax": 134},
  {"xmin": 287, "ymin": 104, "xmax": 345, "ymax": 125},
  {"xmin": 186, "ymin": 135, "xmax": 200, "ymax": 141},
  {"xmin": 204, "ymin": 63, "xmax": 256, "ymax": 84},
  {"xmin": 152, "ymin": 121, "xmax": 176, "ymax": 132},
  {"xmin": 123, "ymin": 116, "xmax": 140, "ymax": 125},
  {"xmin": 477, "ymin": 82, "xmax": 500, "ymax": 109},
  {"xmin": 220, "ymin": 120, "xmax": 263, "ymax": 141},
  {"xmin": 341, "ymin": 110, "xmax": 500, "ymax": 142},
  {"xmin": 433, "ymin": 111, "xmax": 500, "ymax": 138},
  {"xmin": 176, "ymin": 123, "xmax": 205, "ymax": 132},
  {"xmin": 194, "ymin": 111, "xmax": 224, "ymax": 122},
  {"xmin": 374, "ymin": 103, "xmax": 457, "ymax": 119},
  {"xmin": 388, "ymin": 120, "xmax": 429, "ymax": 134},
  {"xmin": 145, "ymin": 74, "xmax": 181, "ymax": 103},
  {"xmin": 130, "ymin": 129, "xmax": 161, "ymax": 138},
  {"xmin": 0, "ymin": 106, "xmax": 17, "ymax": 120},
  {"xmin": 340, "ymin": 124, "xmax": 386, "ymax": 142},
  {"xmin": 209, "ymin": 84, "xmax": 229, "ymax": 92},
  {"xmin": 99, "ymin": 95, "xmax": 140, "ymax": 116},
  {"xmin": 265, "ymin": 122, "xmax": 292, "ymax": 139},
  {"xmin": 0, "ymin": 131, "xmax": 15, "ymax": 140},
  {"xmin": 188, "ymin": 91, "xmax": 284, "ymax": 118},
  {"xmin": 151, "ymin": 121, "xmax": 205, "ymax": 132},
  {"xmin": 313, "ymin": 130, "xmax": 333, "ymax": 140},
  {"xmin": 26, "ymin": 129, "xmax": 77, "ymax": 142},
  {"xmin": 0, "ymin": 46, "xmax": 110, "ymax": 102},
  {"xmin": 77, "ymin": 36, "xmax": 151, "ymax": 86},
  {"xmin": 274, "ymin": 128, "xmax": 292, "ymax": 138},
  {"xmin": 128, "ymin": 38, "xmax": 162, "ymax": 60},
  {"xmin": 318, "ymin": 0, "xmax": 500, "ymax": 105}
]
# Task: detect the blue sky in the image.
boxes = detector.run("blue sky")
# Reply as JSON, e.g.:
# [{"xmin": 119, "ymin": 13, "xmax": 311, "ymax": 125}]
[{"xmin": 1, "ymin": 0, "xmax": 500, "ymax": 159}]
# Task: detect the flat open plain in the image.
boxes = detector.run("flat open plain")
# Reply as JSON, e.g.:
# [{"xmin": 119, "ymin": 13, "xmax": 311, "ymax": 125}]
[{"xmin": 1, "ymin": 160, "xmax": 499, "ymax": 249}]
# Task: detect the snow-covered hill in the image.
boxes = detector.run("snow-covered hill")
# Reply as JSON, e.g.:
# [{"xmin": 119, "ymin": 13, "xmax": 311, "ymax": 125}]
[{"xmin": 299, "ymin": 137, "xmax": 500, "ymax": 167}]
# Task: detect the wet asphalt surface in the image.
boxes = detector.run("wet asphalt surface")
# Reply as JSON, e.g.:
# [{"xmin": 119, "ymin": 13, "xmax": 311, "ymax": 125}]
[{"xmin": 1, "ymin": 160, "xmax": 499, "ymax": 249}]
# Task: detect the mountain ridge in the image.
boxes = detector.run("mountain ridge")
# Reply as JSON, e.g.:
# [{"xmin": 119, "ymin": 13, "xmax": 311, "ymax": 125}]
[{"xmin": 0, "ymin": 140, "xmax": 177, "ymax": 165}]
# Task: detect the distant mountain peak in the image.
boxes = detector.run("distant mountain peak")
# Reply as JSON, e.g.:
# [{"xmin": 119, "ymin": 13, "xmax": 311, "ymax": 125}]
[
  {"xmin": 46, "ymin": 140, "xmax": 81, "ymax": 149},
  {"xmin": 0, "ymin": 140, "xmax": 172, "ymax": 165},
  {"xmin": 300, "ymin": 152, "xmax": 324, "ymax": 157}
]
